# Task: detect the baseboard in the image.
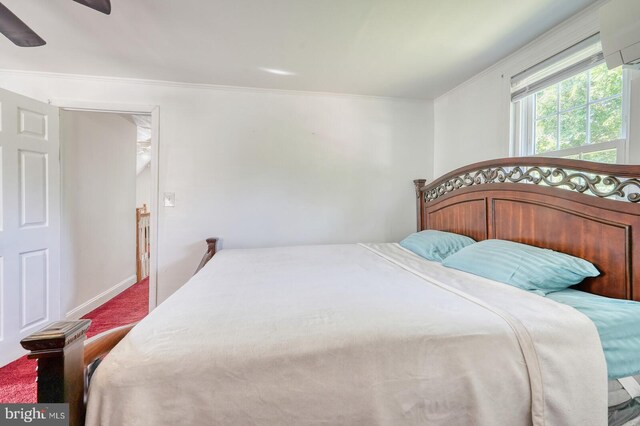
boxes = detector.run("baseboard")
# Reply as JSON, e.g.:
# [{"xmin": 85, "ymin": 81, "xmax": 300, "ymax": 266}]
[
  {"xmin": 0, "ymin": 346, "xmax": 27, "ymax": 369},
  {"xmin": 66, "ymin": 275, "xmax": 138, "ymax": 320}
]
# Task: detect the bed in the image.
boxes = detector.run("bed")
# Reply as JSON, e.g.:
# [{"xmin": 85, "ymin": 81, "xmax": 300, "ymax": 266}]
[{"xmin": 20, "ymin": 157, "xmax": 640, "ymax": 426}]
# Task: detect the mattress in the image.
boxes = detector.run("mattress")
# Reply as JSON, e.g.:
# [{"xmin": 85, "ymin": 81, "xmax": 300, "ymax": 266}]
[
  {"xmin": 546, "ymin": 289, "xmax": 640, "ymax": 380},
  {"xmin": 86, "ymin": 243, "xmax": 607, "ymax": 426}
]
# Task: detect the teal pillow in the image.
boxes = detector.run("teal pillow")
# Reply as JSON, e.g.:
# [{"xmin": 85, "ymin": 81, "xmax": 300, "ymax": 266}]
[
  {"xmin": 442, "ymin": 239, "xmax": 600, "ymax": 295},
  {"xmin": 399, "ymin": 230, "xmax": 475, "ymax": 262}
]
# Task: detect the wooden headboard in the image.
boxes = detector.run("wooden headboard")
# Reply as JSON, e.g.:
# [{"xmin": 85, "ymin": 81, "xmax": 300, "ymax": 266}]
[{"xmin": 414, "ymin": 157, "xmax": 640, "ymax": 301}]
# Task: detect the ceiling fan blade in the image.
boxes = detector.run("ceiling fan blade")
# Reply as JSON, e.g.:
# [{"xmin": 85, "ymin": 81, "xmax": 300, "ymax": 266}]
[
  {"xmin": 0, "ymin": 2, "xmax": 45, "ymax": 47},
  {"xmin": 73, "ymin": 0, "xmax": 111, "ymax": 15}
]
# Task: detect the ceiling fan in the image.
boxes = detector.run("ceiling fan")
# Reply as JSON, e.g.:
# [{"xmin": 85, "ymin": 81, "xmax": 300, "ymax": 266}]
[{"xmin": 0, "ymin": 0, "xmax": 111, "ymax": 47}]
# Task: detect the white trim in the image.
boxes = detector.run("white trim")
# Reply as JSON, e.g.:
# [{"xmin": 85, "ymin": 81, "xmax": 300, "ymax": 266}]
[
  {"xmin": 65, "ymin": 275, "xmax": 137, "ymax": 320},
  {"xmin": 509, "ymin": 102, "xmax": 518, "ymax": 157},
  {"xmin": 0, "ymin": 347, "xmax": 27, "ymax": 369},
  {"xmin": 0, "ymin": 69, "xmax": 431, "ymax": 103},
  {"xmin": 50, "ymin": 99, "xmax": 156, "ymax": 114},
  {"xmin": 148, "ymin": 106, "xmax": 159, "ymax": 311},
  {"xmin": 621, "ymin": 69, "xmax": 632, "ymax": 163},
  {"xmin": 533, "ymin": 139, "xmax": 624, "ymax": 159},
  {"xmin": 55, "ymin": 100, "xmax": 160, "ymax": 312}
]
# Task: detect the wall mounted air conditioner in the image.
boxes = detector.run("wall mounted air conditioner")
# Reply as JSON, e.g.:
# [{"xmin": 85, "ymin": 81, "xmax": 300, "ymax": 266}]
[{"xmin": 599, "ymin": 0, "xmax": 640, "ymax": 69}]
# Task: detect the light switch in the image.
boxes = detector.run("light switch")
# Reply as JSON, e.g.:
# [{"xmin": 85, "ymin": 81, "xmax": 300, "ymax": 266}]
[{"xmin": 163, "ymin": 192, "xmax": 175, "ymax": 207}]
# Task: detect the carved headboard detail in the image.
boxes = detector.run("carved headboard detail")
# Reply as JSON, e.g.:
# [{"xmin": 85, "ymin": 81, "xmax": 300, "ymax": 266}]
[{"xmin": 415, "ymin": 157, "xmax": 640, "ymax": 301}]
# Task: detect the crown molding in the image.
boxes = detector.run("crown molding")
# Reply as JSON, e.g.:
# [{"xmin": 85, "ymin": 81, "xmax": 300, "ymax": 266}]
[{"xmin": 0, "ymin": 68, "xmax": 433, "ymax": 104}]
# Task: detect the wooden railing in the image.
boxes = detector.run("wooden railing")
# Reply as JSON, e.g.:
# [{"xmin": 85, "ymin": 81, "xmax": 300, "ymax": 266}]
[{"xmin": 136, "ymin": 205, "xmax": 150, "ymax": 282}]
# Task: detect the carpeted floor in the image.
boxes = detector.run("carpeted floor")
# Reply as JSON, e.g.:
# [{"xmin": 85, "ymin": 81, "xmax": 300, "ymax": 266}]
[{"xmin": 0, "ymin": 277, "xmax": 149, "ymax": 403}]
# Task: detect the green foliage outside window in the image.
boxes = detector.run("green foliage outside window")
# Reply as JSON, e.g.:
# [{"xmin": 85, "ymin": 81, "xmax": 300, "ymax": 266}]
[
  {"xmin": 581, "ymin": 149, "xmax": 617, "ymax": 163},
  {"xmin": 533, "ymin": 63, "xmax": 623, "ymax": 163}
]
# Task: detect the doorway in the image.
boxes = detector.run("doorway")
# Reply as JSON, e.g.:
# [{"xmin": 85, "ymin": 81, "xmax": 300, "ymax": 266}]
[
  {"xmin": 133, "ymin": 115, "xmax": 152, "ymax": 283},
  {"xmin": 57, "ymin": 103, "xmax": 159, "ymax": 318},
  {"xmin": 59, "ymin": 109, "xmax": 157, "ymax": 320},
  {"xmin": 0, "ymin": 89, "xmax": 159, "ymax": 368}
]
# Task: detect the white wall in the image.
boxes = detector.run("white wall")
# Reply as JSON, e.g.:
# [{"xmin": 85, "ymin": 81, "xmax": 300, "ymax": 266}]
[
  {"xmin": 629, "ymin": 74, "xmax": 640, "ymax": 164},
  {"xmin": 433, "ymin": 1, "xmax": 640, "ymax": 177},
  {"xmin": 136, "ymin": 164, "xmax": 151, "ymax": 208},
  {"xmin": 60, "ymin": 110, "xmax": 137, "ymax": 316},
  {"xmin": 0, "ymin": 74, "xmax": 434, "ymax": 303}
]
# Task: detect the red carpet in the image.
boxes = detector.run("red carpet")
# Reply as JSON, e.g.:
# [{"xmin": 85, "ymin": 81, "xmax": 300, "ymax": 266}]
[{"xmin": 0, "ymin": 277, "xmax": 149, "ymax": 403}]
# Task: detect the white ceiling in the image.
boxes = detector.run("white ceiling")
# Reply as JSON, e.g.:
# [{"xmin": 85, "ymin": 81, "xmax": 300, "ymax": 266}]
[{"xmin": 0, "ymin": 0, "xmax": 598, "ymax": 99}]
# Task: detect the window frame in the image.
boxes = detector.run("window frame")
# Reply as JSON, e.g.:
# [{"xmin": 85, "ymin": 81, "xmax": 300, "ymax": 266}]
[{"xmin": 512, "ymin": 66, "xmax": 631, "ymax": 163}]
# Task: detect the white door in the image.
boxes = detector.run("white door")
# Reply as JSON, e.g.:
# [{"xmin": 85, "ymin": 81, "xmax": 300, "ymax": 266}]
[{"xmin": 0, "ymin": 88, "xmax": 60, "ymax": 367}]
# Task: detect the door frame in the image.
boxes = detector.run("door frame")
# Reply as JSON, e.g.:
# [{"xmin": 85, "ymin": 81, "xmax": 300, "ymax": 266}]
[{"xmin": 51, "ymin": 99, "xmax": 160, "ymax": 311}]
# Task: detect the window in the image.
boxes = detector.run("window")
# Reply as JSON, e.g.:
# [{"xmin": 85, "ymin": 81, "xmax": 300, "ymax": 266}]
[{"xmin": 511, "ymin": 34, "xmax": 629, "ymax": 163}]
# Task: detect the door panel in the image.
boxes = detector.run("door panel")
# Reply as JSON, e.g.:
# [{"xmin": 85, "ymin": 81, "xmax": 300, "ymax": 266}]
[
  {"xmin": 18, "ymin": 109, "xmax": 48, "ymax": 139},
  {"xmin": 19, "ymin": 150, "xmax": 48, "ymax": 227},
  {"xmin": 0, "ymin": 88, "xmax": 59, "ymax": 367},
  {"xmin": 20, "ymin": 249, "xmax": 48, "ymax": 330}
]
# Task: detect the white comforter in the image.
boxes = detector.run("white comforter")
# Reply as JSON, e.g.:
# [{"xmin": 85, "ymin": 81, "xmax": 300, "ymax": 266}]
[{"xmin": 86, "ymin": 243, "xmax": 608, "ymax": 426}]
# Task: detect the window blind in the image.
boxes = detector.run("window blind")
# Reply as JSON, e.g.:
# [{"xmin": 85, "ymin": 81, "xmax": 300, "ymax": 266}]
[{"xmin": 510, "ymin": 33, "xmax": 604, "ymax": 102}]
